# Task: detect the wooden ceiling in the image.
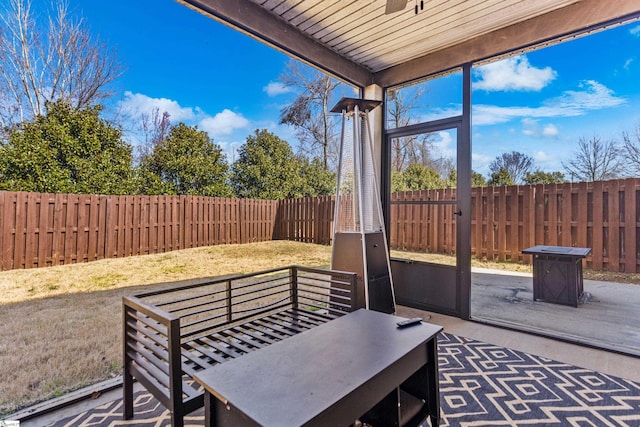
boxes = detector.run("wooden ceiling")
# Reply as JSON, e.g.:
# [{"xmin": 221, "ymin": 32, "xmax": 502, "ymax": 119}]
[{"xmin": 178, "ymin": 0, "xmax": 640, "ymax": 88}]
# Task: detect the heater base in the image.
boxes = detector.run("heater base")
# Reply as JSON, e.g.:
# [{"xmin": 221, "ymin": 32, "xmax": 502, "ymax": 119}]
[{"xmin": 331, "ymin": 231, "xmax": 395, "ymax": 314}]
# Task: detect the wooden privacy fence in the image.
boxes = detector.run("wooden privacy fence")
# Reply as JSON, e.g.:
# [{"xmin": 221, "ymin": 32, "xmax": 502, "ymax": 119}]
[
  {"xmin": 387, "ymin": 179, "xmax": 640, "ymax": 273},
  {"xmin": 2, "ymin": 178, "xmax": 639, "ymax": 272},
  {"xmin": 0, "ymin": 192, "xmax": 277, "ymax": 270},
  {"xmin": 470, "ymin": 179, "xmax": 640, "ymax": 273},
  {"xmin": 275, "ymin": 196, "xmax": 334, "ymax": 245}
]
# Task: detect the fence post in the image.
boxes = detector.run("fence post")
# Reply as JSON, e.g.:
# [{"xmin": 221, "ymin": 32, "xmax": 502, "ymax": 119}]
[
  {"xmin": 608, "ymin": 180, "xmax": 621, "ymax": 271},
  {"xmin": 0, "ymin": 192, "xmax": 6, "ymax": 270},
  {"xmin": 576, "ymin": 182, "xmax": 588, "ymax": 256},
  {"xmin": 592, "ymin": 180, "xmax": 604, "ymax": 270},
  {"xmin": 623, "ymin": 178, "xmax": 638, "ymax": 273}
]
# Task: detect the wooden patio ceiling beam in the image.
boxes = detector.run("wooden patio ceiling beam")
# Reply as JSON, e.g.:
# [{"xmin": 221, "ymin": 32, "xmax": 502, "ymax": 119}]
[
  {"xmin": 374, "ymin": 0, "xmax": 640, "ymax": 88},
  {"xmin": 177, "ymin": 0, "xmax": 373, "ymax": 88}
]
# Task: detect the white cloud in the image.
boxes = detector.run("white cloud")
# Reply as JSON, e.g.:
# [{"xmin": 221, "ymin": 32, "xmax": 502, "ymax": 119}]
[
  {"xmin": 263, "ymin": 82, "xmax": 294, "ymax": 97},
  {"xmin": 522, "ymin": 118, "xmax": 538, "ymax": 136},
  {"xmin": 432, "ymin": 131, "xmax": 456, "ymax": 159},
  {"xmin": 472, "ymin": 80, "xmax": 626, "ymax": 126},
  {"xmin": 474, "ymin": 55, "xmax": 557, "ymax": 92},
  {"xmin": 472, "ymin": 152, "xmax": 493, "ymax": 175},
  {"xmin": 521, "ymin": 118, "xmax": 558, "ymax": 138},
  {"xmin": 420, "ymin": 107, "xmax": 462, "ymax": 123},
  {"xmin": 551, "ymin": 80, "xmax": 624, "ymax": 111},
  {"xmin": 117, "ymin": 92, "xmax": 253, "ymax": 163},
  {"xmin": 624, "ymin": 57, "xmax": 634, "ymax": 70},
  {"xmin": 198, "ymin": 109, "xmax": 249, "ymax": 137},
  {"xmin": 543, "ymin": 124, "xmax": 558, "ymax": 137},
  {"xmin": 630, "ymin": 25, "xmax": 640, "ymax": 37},
  {"xmin": 533, "ymin": 151, "xmax": 553, "ymax": 163},
  {"xmin": 119, "ymin": 91, "xmax": 196, "ymax": 121}
]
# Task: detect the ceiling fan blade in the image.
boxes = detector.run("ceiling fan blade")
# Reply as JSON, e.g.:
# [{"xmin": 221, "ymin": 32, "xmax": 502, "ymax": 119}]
[{"xmin": 385, "ymin": 0, "xmax": 407, "ymax": 14}]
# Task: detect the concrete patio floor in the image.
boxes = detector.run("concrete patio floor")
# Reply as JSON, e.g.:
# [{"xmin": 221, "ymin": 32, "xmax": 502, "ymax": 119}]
[{"xmin": 469, "ymin": 268, "xmax": 640, "ymax": 357}]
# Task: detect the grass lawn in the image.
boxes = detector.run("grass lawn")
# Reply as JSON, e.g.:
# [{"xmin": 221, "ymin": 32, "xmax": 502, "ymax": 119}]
[
  {"xmin": 0, "ymin": 240, "xmax": 333, "ymax": 416},
  {"xmin": 0, "ymin": 240, "xmax": 637, "ymax": 415}
]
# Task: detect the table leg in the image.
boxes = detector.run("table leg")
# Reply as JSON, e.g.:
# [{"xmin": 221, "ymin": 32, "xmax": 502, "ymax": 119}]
[
  {"xmin": 204, "ymin": 392, "xmax": 214, "ymax": 427},
  {"xmin": 427, "ymin": 337, "xmax": 440, "ymax": 427}
]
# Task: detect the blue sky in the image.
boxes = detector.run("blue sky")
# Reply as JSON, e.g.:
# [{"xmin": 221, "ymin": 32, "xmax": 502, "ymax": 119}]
[{"xmin": 64, "ymin": 1, "xmax": 640, "ymax": 176}]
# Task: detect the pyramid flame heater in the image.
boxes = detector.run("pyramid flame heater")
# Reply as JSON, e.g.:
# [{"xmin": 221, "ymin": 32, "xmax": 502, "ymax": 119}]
[{"xmin": 330, "ymin": 98, "xmax": 396, "ymax": 314}]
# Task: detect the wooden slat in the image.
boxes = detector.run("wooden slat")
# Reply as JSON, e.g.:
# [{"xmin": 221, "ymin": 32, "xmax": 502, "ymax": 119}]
[
  {"xmin": 472, "ymin": 187, "xmax": 484, "ymax": 259},
  {"xmin": 105, "ymin": 196, "xmax": 117, "ymax": 259},
  {"xmin": 508, "ymin": 186, "xmax": 519, "ymax": 261},
  {"xmin": 497, "ymin": 186, "xmax": 507, "ymax": 261},
  {"xmin": 624, "ymin": 179, "xmax": 637, "ymax": 273},
  {"xmin": 560, "ymin": 184, "xmax": 572, "ymax": 247},
  {"xmin": 608, "ymin": 180, "xmax": 620, "ymax": 271},
  {"xmin": 0, "ymin": 192, "xmax": 9, "ymax": 270},
  {"xmin": 25, "ymin": 193, "xmax": 39, "ymax": 268},
  {"xmin": 521, "ymin": 185, "xmax": 535, "ymax": 263},
  {"xmin": 86, "ymin": 195, "xmax": 99, "ymax": 262},
  {"xmin": 547, "ymin": 184, "xmax": 558, "ymax": 246},
  {"xmin": 13, "ymin": 192, "xmax": 26, "ymax": 268},
  {"xmin": 486, "ymin": 187, "xmax": 495, "ymax": 260},
  {"xmin": 576, "ymin": 182, "xmax": 588, "ymax": 248},
  {"xmin": 76, "ymin": 194, "xmax": 89, "ymax": 263},
  {"xmin": 534, "ymin": 184, "xmax": 545, "ymax": 246},
  {"xmin": 592, "ymin": 180, "xmax": 604, "ymax": 270}
]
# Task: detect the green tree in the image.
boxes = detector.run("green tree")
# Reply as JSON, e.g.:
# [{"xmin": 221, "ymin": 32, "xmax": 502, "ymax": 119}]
[
  {"xmin": 487, "ymin": 168, "xmax": 515, "ymax": 186},
  {"xmin": 0, "ymin": 100, "xmax": 133, "ymax": 194},
  {"xmin": 137, "ymin": 122, "xmax": 232, "ymax": 196},
  {"xmin": 441, "ymin": 168, "xmax": 486, "ymax": 188},
  {"xmin": 294, "ymin": 156, "xmax": 336, "ymax": 197},
  {"xmin": 230, "ymin": 129, "xmax": 302, "ymax": 199},
  {"xmin": 472, "ymin": 171, "xmax": 487, "ymax": 187},
  {"xmin": 523, "ymin": 170, "xmax": 566, "ymax": 184},
  {"xmin": 391, "ymin": 163, "xmax": 444, "ymax": 192}
]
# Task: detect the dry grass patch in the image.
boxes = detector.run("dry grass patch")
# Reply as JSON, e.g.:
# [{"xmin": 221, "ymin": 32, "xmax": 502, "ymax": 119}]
[{"xmin": 0, "ymin": 241, "xmax": 332, "ymax": 415}]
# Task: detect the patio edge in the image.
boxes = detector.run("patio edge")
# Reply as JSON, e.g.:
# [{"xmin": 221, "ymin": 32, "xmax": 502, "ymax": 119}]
[{"xmin": 7, "ymin": 377, "xmax": 123, "ymax": 422}]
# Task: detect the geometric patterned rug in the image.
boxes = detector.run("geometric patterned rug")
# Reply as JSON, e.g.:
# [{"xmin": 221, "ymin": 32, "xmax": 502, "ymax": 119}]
[
  {"xmin": 46, "ymin": 333, "xmax": 640, "ymax": 426},
  {"xmin": 437, "ymin": 334, "xmax": 640, "ymax": 426}
]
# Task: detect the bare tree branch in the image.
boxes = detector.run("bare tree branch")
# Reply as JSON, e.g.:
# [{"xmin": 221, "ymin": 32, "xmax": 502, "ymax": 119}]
[
  {"xmin": 279, "ymin": 60, "xmax": 342, "ymax": 170},
  {"xmin": 489, "ymin": 151, "xmax": 534, "ymax": 184},
  {"xmin": 137, "ymin": 107, "xmax": 171, "ymax": 160},
  {"xmin": 0, "ymin": 0, "xmax": 122, "ymax": 128},
  {"xmin": 622, "ymin": 123, "xmax": 640, "ymax": 175},
  {"xmin": 562, "ymin": 135, "xmax": 626, "ymax": 182},
  {"xmin": 386, "ymin": 86, "xmax": 436, "ymax": 172}
]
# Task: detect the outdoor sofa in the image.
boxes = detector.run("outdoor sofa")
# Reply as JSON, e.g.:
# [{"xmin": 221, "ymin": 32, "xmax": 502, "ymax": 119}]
[{"xmin": 122, "ymin": 265, "xmax": 357, "ymax": 427}]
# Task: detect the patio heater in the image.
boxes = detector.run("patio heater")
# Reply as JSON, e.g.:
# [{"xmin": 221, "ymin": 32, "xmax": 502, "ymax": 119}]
[{"xmin": 330, "ymin": 98, "xmax": 396, "ymax": 314}]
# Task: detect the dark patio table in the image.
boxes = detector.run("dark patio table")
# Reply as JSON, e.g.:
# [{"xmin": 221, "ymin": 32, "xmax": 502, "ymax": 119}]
[
  {"xmin": 193, "ymin": 308, "xmax": 442, "ymax": 426},
  {"xmin": 522, "ymin": 245, "xmax": 592, "ymax": 307}
]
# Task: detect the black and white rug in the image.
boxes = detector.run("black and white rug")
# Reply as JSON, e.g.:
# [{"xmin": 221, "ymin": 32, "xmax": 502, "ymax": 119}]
[
  {"xmin": 437, "ymin": 333, "xmax": 640, "ymax": 425},
  {"xmin": 48, "ymin": 333, "xmax": 640, "ymax": 426}
]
